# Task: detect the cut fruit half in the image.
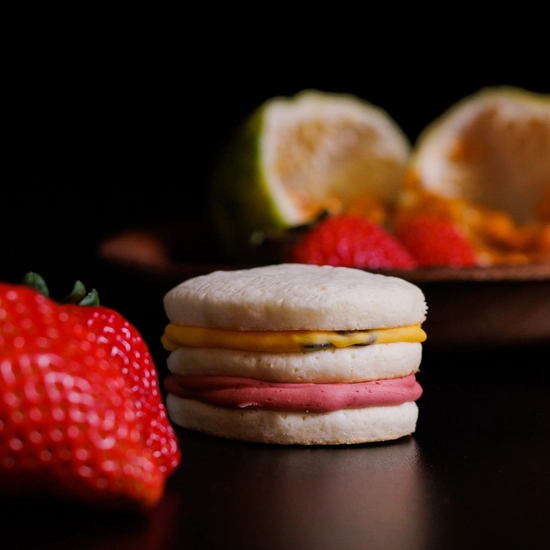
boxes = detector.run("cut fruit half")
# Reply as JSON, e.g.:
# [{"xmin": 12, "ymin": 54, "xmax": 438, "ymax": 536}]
[
  {"xmin": 407, "ymin": 86, "xmax": 550, "ymax": 225},
  {"xmin": 210, "ymin": 89, "xmax": 410, "ymax": 258}
]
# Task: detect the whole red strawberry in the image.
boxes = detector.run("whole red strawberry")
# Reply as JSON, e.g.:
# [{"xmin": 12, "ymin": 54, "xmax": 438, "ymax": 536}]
[
  {"xmin": 0, "ymin": 274, "xmax": 180, "ymax": 511},
  {"xmin": 396, "ymin": 216, "xmax": 478, "ymax": 267},
  {"xmin": 289, "ymin": 215, "xmax": 417, "ymax": 269}
]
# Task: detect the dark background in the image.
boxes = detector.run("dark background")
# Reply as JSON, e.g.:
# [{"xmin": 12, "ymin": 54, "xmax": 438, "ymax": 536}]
[
  {"xmin": 4, "ymin": 11, "xmax": 550, "ymax": 548},
  {"xmin": 3, "ymin": 5, "xmax": 549, "ymax": 294}
]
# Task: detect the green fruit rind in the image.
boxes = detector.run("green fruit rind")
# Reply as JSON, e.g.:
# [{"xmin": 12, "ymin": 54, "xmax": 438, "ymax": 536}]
[{"xmin": 210, "ymin": 106, "xmax": 290, "ymax": 258}]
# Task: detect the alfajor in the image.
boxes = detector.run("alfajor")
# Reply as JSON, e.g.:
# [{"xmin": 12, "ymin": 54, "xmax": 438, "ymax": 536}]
[{"xmin": 161, "ymin": 263, "xmax": 427, "ymax": 445}]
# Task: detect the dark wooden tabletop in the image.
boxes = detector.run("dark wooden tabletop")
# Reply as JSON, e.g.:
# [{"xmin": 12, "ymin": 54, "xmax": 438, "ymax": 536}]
[{"xmin": 3, "ymin": 264, "xmax": 550, "ymax": 550}]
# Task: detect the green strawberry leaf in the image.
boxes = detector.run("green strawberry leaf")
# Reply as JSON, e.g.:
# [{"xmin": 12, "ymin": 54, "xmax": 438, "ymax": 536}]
[{"xmin": 22, "ymin": 272, "xmax": 49, "ymax": 297}]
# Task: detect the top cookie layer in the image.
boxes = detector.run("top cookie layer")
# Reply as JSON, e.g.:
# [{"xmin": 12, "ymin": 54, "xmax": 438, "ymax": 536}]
[{"xmin": 164, "ymin": 264, "xmax": 426, "ymax": 331}]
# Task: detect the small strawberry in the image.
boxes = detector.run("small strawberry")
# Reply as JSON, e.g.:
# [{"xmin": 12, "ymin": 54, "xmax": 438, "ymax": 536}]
[
  {"xmin": 0, "ymin": 273, "xmax": 180, "ymax": 511},
  {"xmin": 396, "ymin": 216, "xmax": 478, "ymax": 267},
  {"xmin": 289, "ymin": 215, "xmax": 418, "ymax": 269}
]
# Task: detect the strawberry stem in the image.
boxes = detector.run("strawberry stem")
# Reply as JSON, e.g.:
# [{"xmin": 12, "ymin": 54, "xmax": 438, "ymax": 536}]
[
  {"xmin": 79, "ymin": 288, "xmax": 99, "ymax": 306},
  {"xmin": 63, "ymin": 280, "xmax": 88, "ymax": 303},
  {"xmin": 22, "ymin": 272, "xmax": 49, "ymax": 296},
  {"xmin": 22, "ymin": 272, "xmax": 100, "ymax": 306}
]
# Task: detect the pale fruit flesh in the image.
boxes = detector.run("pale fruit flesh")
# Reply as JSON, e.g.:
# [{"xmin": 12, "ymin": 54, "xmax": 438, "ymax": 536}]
[
  {"xmin": 262, "ymin": 91, "xmax": 411, "ymax": 225},
  {"xmin": 409, "ymin": 87, "xmax": 550, "ymax": 225}
]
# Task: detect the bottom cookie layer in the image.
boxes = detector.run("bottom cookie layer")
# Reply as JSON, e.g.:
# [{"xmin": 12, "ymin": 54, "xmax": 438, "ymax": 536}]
[{"xmin": 166, "ymin": 395, "xmax": 419, "ymax": 445}]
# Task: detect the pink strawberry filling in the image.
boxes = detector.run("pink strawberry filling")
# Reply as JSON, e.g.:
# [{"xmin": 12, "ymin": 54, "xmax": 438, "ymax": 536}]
[{"xmin": 164, "ymin": 373, "xmax": 422, "ymax": 413}]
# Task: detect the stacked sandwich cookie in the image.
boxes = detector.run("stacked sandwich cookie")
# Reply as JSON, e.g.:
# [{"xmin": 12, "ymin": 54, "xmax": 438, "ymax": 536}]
[{"xmin": 161, "ymin": 264, "xmax": 427, "ymax": 445}]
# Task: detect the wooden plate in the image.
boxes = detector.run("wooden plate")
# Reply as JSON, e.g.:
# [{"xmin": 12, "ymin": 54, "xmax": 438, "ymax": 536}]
[{"xmin": 97, "ymin": 223, "xmax": 550, "ymax": 348}]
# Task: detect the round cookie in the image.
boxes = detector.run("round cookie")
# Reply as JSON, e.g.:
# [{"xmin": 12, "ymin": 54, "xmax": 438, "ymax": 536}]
[
  {"xmin": 163, "ymin": 264, "xmax": 427, "ymax": 331},
  {"xmin": 166, "ymin": 396, "xmax": 419, "ymax": 445},
  {"xmin": 162, "ymin": 263, "xmax": 427, "ymax": 445},
  {"xmin": 167, "ymin": 342, "xmax": 422, "ymax": 383}
]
